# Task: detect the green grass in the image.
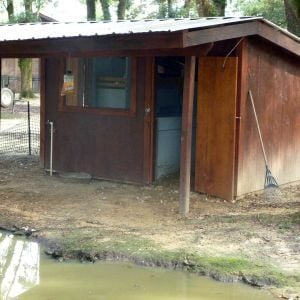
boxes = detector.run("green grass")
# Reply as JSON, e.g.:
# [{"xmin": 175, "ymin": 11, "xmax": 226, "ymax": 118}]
[
  {"xmin": 255, "ymin": 212, "xmax": 300, "ymax": 231},
  {"xmin": 206, "ymin": 212, "xmax": 300, "ymax": 232},
  {"xmin": 51, "ymin": 228, "xmax": 298, "ymax": 288},
  {"xmin": 0, "ymin": 112, "xmax": 19, "ymax": 119}
]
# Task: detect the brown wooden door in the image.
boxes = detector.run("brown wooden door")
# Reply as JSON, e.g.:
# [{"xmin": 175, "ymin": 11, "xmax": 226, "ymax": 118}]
[
  {"xmin": 195, "ymin": 57, "xmax": 238, "ymax": 200},
  {"xmin": 44, "ymin": 57, "xmax": 155, "ymax": 184}
]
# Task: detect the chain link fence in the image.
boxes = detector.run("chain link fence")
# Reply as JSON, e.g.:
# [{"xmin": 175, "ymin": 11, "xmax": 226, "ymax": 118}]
[{"xmin": 0, "ymin": 101, "xmax": 40, "ymax": 157}]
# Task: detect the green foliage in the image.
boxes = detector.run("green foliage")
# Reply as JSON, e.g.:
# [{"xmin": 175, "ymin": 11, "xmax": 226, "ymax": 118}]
[
  {"xmin": 18, "ymin": 57, "xmax": 30, "ymax": 70},
  {"xmin": 236, "ymin": 0, "xmax": 287, "ymax": 27},
  {"xmin": 292, "ymin": 0, "xmax": 300, "ymax": 16},
  {"xmin": 148, "ymin": 0, "xmax": 225, "ymax": 19},
  {"xmin": 9, "ymin": 11, "xmax": 38, "ymax": 22}
]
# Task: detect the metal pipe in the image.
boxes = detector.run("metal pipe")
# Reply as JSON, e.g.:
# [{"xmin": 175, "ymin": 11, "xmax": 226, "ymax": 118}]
[
  {"xmin": 27, "ymin": 101, "xmax": 32, "ymax": 155},
  {"xmin": 47, "ymin": 121, "xmax": 54, "ymax": 176}
]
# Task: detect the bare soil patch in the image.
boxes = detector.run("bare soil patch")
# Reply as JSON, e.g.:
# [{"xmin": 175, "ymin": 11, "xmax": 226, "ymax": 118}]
[{"xmin": 0, "ymin": 156, "xmax": 299, "ymax": 298}]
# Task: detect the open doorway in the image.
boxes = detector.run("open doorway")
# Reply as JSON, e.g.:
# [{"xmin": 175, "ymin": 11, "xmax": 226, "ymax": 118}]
[
  {"xmin": 154, "ymin": 57, "xmax": 184, "ymax": 180},
  {"xmin": 154, "ymin": 56, "xmax": 198, "ymax": 183},
  {"xmin": 0, "ymin": 58, "xmax": 41, "ymax": 158}
]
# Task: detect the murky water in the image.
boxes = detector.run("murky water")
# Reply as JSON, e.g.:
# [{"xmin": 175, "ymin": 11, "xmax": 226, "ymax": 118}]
[{"xmin": 0, "ymin": 233, "xmax": 275, "ymax": 300}]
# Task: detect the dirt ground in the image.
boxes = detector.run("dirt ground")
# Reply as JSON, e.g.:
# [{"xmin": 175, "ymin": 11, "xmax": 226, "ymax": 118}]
[{"xmin": 0, "ymin": 156, "xmax": 299, "ymax": 298}]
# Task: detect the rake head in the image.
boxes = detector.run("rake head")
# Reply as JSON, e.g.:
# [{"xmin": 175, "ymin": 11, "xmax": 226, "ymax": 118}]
[{"xmin": 264, "ymin": 166, "xmax": 279, "ymax": 189}]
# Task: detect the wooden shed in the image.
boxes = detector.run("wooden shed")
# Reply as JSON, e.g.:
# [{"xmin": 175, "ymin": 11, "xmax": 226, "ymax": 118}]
[{"xmin": 0, "ymin": 17, "xmax": 299, "ymax": 213}]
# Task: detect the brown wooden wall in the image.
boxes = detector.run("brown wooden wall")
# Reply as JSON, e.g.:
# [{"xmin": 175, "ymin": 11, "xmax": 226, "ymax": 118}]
[
  {"xmin": 44, "ymin": 57, "xmax": 148, "ymax": 184},
  {"xmin": 236, "ymin": 38, "xmax": 300, "ymax": 196}
]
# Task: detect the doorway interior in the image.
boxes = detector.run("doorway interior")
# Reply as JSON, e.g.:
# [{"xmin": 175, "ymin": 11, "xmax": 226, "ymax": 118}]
[{"xmin": 153, "ymin": 56, "xmax": 197, "ymax": 182}]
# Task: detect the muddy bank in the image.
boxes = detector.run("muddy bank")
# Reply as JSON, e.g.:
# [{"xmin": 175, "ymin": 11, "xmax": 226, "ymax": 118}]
[
  {"xmin": 0, "ymin": 157, "xmax": 299, "ymax": 299},
  {"xmin": 43, "ymin": 244, "xmax": 285, "ymax": 288},
  {"xmin": 2, "ymin": 227, "xmax": 299, "ymax": 300}
]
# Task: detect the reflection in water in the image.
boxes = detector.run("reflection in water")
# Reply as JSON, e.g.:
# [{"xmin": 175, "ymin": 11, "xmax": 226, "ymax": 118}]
[
  {"xmin": 0, "ymin": 233, "xmax": 39, "ymax": 300},
  {"xmin": 0, "ymin": 233, "xmax": 275, "ymax": 300}
]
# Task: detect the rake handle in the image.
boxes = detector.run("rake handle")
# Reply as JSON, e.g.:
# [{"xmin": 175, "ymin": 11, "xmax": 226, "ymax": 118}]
[{"xmin": 248, "ymin": 90, "xmax": 269, "ymax": 167}]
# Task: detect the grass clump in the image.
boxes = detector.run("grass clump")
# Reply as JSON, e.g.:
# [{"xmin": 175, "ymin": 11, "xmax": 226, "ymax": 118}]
[
  {"xmin": 0, "ymin": 112, "xmax": 18, "ymax": 119},
  {"xmin": 52, "ymin": 228, "xmax": 297, "ymax": 288},
  {"xmin": 255, "ymin": 212, "xmax": 300, "ymax": 231}
]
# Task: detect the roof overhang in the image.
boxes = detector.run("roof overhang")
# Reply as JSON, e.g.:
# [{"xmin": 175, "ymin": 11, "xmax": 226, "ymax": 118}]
[{"xmin": 0, "ymin": 18, "xmax": 298, "ymax": 58}]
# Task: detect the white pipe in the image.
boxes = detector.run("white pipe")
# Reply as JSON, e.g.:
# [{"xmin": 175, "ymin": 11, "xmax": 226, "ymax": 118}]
[{"xmin": 47, "ymin": 121, "xmax": 54, "ymax": 176}]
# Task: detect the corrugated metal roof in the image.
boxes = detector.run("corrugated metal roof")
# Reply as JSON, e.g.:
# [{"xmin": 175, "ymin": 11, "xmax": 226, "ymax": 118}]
[{"xmin": 0, "ymin": 17, "xmax": 262, "ymax": 42}]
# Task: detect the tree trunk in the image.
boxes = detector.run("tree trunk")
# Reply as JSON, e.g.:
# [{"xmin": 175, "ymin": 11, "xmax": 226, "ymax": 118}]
[
  {"xmin": 7, "ymin": 0, "xmax": 14, "ymax": 21},
  {"xmin": 167, "ymin": 0, "xmax": 175, "ymax": 17},
  {"xmin": 284, "ymin": 0, "xmax": 300, "ymax": 36},
  {"xmin": 24, "ymin": 0, "xmax": 33, "ymax": 13},
  {"xmin": 17, "ymin": 0, "xmax": 34, "ymax": 98},
  {"xmin": 212, "ymin": 0, "xmax": 226, "ymax": 16},
  {"xmin": 18, "ymin": 58, "xmax": 34, "ymax": 98},
  {"xmin": 117, "ymin": 0, "xmax": 127, "ymax": 20},
  {"xmin": 183, "ymin": 0, "xmax": 191, "ymax": 17},
  {"xmin": 86, "ymin": 0, "xmax": 96, "ymax": 21},
  {"xmin": 99, "ymin": 0, "xmax": 111, "ymax": 20},
  {"xmin": 197, "ymin": 0, "xmax": 211, "ymax": 16}
]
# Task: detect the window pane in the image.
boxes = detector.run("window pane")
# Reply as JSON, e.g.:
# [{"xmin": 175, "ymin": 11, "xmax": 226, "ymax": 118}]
[
  {"xmin": 85, "ymin": 57, "xmax": 131, "ymax": 109},
  {"xmin": 64, "ymin": 57, "xmax": 132, "ymax": 111}
]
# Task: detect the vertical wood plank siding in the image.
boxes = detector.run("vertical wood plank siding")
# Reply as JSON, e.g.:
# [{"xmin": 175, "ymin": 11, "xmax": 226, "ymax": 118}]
[
  {"xmin": 236, "ymin": 38, "xmax": 300, "ymax": 195},
  {"xmin": 195, "ymin": 57, "xmax": 238, "ymax": 200},
  {"xmin": 44, "ymin": 57, "xmax": 147, "ymax": 184}
]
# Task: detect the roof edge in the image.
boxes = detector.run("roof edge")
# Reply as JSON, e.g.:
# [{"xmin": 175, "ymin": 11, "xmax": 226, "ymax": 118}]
[
  {"xmin": 260, "ymin": 19, "xmax": 300, "ymax": 43},
  {"xmin": 183, "ymin": 19, "xmax": 299, "ymax": 57},
  {"xmin": 258, "ymin": 20, "xmax": 300, "ymax": 57}
]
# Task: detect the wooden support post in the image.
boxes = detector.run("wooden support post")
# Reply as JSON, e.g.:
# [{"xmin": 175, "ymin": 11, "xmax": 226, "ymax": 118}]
[
  {"xmin": 179, "ymin": 56, "xmax": 196, "ymax": 215},
  {"xmin": 39, "ymin": 58, "xmax": 46, "ymax": 167},
  {"xmin": 0, "ymin": 58, "xmax": 1, "ymax": 131}
]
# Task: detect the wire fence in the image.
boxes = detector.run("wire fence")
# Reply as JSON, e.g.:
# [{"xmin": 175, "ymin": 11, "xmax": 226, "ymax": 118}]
[{"xmin": 0, "ymin": 102, "xmax": 40, "ymax": 157}]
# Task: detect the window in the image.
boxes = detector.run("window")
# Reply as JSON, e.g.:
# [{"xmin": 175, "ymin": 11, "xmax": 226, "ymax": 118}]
[{"xmin": 61, "ymin": 56, "xmax": 136, "ymax": 115}]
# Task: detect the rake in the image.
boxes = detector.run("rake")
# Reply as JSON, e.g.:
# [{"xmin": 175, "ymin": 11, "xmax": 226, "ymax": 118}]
[{"xmin": 248, "ymin": 90, "xmax": 279, "ymax": 189}]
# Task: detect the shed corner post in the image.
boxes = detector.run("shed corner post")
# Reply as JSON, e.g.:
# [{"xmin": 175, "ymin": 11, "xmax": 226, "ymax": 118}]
[
  {"xmin": 179, "ymin": 56, "xmax": 196, "ymax": 215},
  {"xmin": 0, "ymin": 58, "xmax": 1, "ymax": 131},
  {"xmin": 39, "ymin": 58, "xmax": 46, "ymax": 168}
]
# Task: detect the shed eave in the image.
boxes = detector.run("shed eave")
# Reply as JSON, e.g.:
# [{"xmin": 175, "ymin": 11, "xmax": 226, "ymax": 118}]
[
  {"xmin": 183, "ymin": 20, "xmax": 300, "ymax": 57},
  {"xmin": 0, "ymin": 18, "xmax": 298, "ymax": 58}
]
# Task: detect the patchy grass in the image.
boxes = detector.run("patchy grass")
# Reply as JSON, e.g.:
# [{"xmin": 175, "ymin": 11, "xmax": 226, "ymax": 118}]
[
  {"xmin": 206, "ymin": 212, "xmax": 300, "ymax": 232},
  {"xmin": 48, "ymin": 228, "xmax": 298, "ymax": 288},
  {"xmin": 255, "ymin": 212, "xmax": 300, "ymax": 231},
  {"xmin": 0, "ymin": 112, "xmax": 19, "ymax": 119}
]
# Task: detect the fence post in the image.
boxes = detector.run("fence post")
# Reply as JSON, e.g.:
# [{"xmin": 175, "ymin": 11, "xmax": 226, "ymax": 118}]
[{"xmin": 27, "ymin": 101, "xmax": 32, "ymax": 155}]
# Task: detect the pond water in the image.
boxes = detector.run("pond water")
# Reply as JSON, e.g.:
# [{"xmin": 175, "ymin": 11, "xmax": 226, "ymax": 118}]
[{"xmin": 0, "ymin": 232, "xmax": 275, "ymax": 300}]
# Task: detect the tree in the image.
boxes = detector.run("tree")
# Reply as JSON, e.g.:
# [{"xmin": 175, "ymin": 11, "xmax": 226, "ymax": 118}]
[
  {"xmin": 3, "ymin": 0, "xmax": 52, "ymax": 98},
  {"xmin": 197, "ymin": 0, "xmax": 213, "ymax": 16},
  {"xmin": 236, "ymin": 0, "xmax": 287, "ymax": 28},
  {"xmin": 18, "ymin": 58, "xmax": 33, "ymax": 98},
  {"xmin": 212, "ymin": 0, "xmax": 226, "ymax": 15},
  {"xmin": 18, "ymin": 1, "xmax": 35, "ymax": 98},
  {"xmin": 1, "ymin": 0, "xmax": 15, "ymax": 21},
  {"xmin": 86, "ymin": 0, "xmax": 96, "ymax": 20},
  {"xmin": 151, "ymin": 0, "xmax": 226, "ymax": 18},
  {"xmin": 117, "ymin": 0, "xmax": 126, "ymax": 19},
  {"xmin": 284, "ymin": 0, "xmax": 300, "ymax": 36},
  {"xmin": 85, "ymin": 0, "xmax": 132, "ymax": 21},
  {"xmin": 99, "ymin": 0, "xmax": 111, "ymax": 20}
]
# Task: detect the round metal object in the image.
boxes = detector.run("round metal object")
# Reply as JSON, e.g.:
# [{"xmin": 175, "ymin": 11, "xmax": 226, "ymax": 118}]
[{"xmin": 1, "ymin": 88, "xmax": 14, "ymax": 108}]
